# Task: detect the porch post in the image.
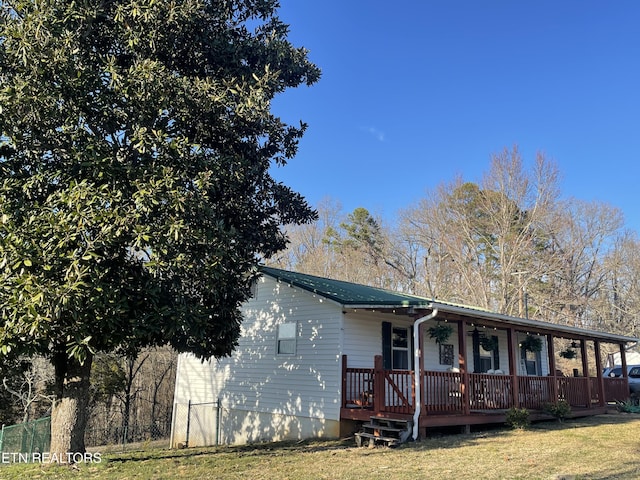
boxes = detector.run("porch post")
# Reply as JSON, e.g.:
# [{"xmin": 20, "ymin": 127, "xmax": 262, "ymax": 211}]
[
  {"xmin": 341, "ymin": 355, "xmax": 347, "ymax": 409},
  {"xmin": 547, "ymin": 334, "xmax": 558, "ymax": 403},
  {"xmin": 457, "ymin": 320, "xmax": 470, "ymax": 416},
  {"xmin": 620, "ymin": 343, "xmax": 628, "ymax": 377},
  {"xmin": 593, "ymin": 341, "xmax": 605, "ymax": 407},
  {"xmin": 620, "ymin": 343, "xmax": 629, "ymax": 393},
  {"xmin": 507, "ymin": 327, "xmax": 520, "ymax": 408},
  {"xmin": 580, "ymin": 339, "xmax": 592, "ymax": 408},
  {"xmin": 417, "ymin": 318, "xmax": 424, "ymax": 414},
  {"xmin": 373, "ymin": 355, "xmax": 384, "ymax": 414}
]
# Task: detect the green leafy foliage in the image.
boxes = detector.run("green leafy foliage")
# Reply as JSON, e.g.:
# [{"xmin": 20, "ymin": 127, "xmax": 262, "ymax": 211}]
[
  {"xmin": 543, "ymin": 400, "xmax": 571, "ymax": 422},
  {"xmin": 0, "ymin": 0, "xmax": 319, "ymax": 363},
  {"xmin": 323, "ymin": 207, "xmax": 385, "ymax": 261},
  {"xmin": 427, "ymin": 323, "xmax": 453, "ymax": 344},
  {"xmin": 559, "ymin": 349, "xmax": 577, "ymax": 359},
  {"xmin": 91, "ymin": 354, "xmax": 128, "ymax": 405},
  {"xmin": 505, "ymin": 407, "xmax": 530, "ymax": 429},
  {"xmin": 521, "ymin": 335, "xmax": 543, "ymax": 353},
  {"xmin": 615, "ymin": 400, "xmax": 640, "ymax": 413},
  {"xmin": 0, "ymin": 0, "xmax": 319, "ymax": 449}
]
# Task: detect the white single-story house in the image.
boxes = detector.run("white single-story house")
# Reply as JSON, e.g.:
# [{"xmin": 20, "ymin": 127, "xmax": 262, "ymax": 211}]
[{"xmin": 170, "ymin": 267, "xmax": 638, "ymax": 447}]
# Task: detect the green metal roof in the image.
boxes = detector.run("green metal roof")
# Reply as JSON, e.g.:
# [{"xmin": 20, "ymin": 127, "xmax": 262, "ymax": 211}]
[
  {"xmin": 260, "ymin": 266, "xmax": 639, "ymax": 344},
  {"xmin": 260, "ymin": 266, "xmax": 432, "ymax": 307}
]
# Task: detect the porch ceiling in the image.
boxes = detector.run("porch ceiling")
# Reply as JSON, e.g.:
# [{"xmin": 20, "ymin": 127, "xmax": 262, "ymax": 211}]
[
  {"xmin": 428, "ymin": 302, "xmax": 637, "ymax": 344},
  {"xmin": 260, "ymin": 266, "xmax": 638, "ymax": 345}
]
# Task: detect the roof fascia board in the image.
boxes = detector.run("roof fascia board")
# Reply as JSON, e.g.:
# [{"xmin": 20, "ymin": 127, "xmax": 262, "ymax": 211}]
[{"xmin": 346, "ymin": 303, "xmax": 433, "ymax": 310}]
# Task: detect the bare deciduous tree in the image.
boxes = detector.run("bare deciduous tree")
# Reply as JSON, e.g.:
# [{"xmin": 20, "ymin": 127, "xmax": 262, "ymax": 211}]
[
  {"xmin": 267, "ymin": 146, "xmax": 640, "ymax": 342},
  {"xmin": 272, "ymin": 198, "xmax": 343, "ymax": 277},
  {"xmin": 541, "ymin": 200, "xmax": 624, "ymax": 328},
  {"xmin": 2, "ymin": 357, "xmax": 54, "ymax": 423},
  {"xmin": 401, "ymin": 147, "xmax": 560, "ymax": 313}
]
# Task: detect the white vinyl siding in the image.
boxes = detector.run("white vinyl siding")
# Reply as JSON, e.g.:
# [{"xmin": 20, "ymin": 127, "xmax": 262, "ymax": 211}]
[
  {"xmin": 424, "ymin": 321, "xmax": 460, "ymax": 371},
  {"xmin": 342, "ymin": 312, "xmax": 413, "ymax": 369},
  {"xmin": 174, "ymin": 275, "xmax": 344, "ymax": 424},
  {"xmin": 342, "ymin": 312, "xmax": 381, "ymax": 368}
]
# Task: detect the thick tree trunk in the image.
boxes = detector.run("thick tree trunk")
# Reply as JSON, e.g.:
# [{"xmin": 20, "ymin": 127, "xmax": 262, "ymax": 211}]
[{"xmin": 49, "ymin": 353, "xmax": 93, "ymax": 461}]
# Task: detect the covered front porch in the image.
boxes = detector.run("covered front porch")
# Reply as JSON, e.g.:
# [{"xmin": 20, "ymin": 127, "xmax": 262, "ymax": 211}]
[
  {"xmin": 342, "ymin": 357, "xmax": 629, "ymax": 434},
  {"xmin": 341, "ymin": 313, "xmax": 633, "ymax": 436}
]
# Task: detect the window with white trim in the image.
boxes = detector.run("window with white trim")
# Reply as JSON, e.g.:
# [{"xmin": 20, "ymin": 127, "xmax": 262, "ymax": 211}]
[
  {"xmin": 277, "ymin": 322, "xmax": 297, "ymax": 355},
  {"xmin": 392, "ymin": 327, "xmax": 409, "ymax": 370},
  {"xmin": 479, "ymin": 343, "xmax": 494, "ymax": 372},
  {"xmin": 521, "ymin": 348, "xmax": 541, "ymax": 375}
]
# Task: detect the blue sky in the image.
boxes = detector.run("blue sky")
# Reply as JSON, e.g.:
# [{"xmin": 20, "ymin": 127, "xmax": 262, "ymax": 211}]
[{"xmin": 270, "ymin": 1, "xmax": 640, "ymax": 233}]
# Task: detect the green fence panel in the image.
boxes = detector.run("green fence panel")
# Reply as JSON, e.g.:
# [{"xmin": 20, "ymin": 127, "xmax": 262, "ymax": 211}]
[{"xmin": 0, "ymin": 417, "xmax": 51, "ymax": 456}]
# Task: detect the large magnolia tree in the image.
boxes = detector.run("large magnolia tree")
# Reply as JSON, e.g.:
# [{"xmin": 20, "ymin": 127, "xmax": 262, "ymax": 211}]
[{"xmin": 0, "ymin": 0, "xmax": 319, "ymax": 457}]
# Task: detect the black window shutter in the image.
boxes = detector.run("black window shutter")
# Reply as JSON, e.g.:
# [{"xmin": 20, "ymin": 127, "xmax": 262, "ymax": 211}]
[
  {"xmin": 382, "ymin": 322, "xmax": 392, "ymax": 370},
  {"xmin": 472, "ymin": 329, "xmax": 481, "ymax": 373}
]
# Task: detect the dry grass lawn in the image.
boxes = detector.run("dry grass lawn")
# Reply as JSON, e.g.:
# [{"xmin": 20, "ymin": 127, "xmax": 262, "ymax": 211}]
[{"xmin": 2, "ymin": 413, "xmax": 639, "ymax": 479}]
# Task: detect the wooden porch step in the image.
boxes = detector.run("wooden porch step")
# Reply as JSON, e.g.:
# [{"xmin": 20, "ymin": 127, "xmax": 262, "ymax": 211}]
[
  {"xmin": 370, "ymin": 417, "xmax": 411, "ymax": 428},
  {"xmin": 361, "ymin": 424, "xmax": 406, "ymax": 434},
  {"xmin": 355, "ymin": 432, "xmax": 401, "ymax": 447},
  {"xmin": 355, "ymin": 416, "xmax": 413, "ymax": 447}
]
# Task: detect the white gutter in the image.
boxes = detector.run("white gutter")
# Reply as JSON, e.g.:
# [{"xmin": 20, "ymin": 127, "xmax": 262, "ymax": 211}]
[{"xmin": 412, "ymin": 308, "xmax": 438, "ymax": 441}]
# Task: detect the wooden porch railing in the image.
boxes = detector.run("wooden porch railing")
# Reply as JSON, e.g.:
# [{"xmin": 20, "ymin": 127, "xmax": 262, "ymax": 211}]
[
  {"xmin": 343, "ymin": 357, "xmax": 413, "ymax": 414},
  {"xmin": 556, "ymin": 377, "xmax": 590, "ymax": 407},
  {"xmin": 423, "ymin": 370, "xmax": 463, "ymax": 413},
  {"xmin": 469, "ymin": 373, "xmax": 513, "ymax": 410},
  {"xmin": 344, "ymin": 367, "xmax": 473, "ymax": 415},
  {"xmin": 518, "ymin": 376, "xmax": 554, "ymax": 409},
  {"xmin": 380, "ymin": 369, "xmax": 414, "ymax": 414},
  {"xmin": 603, "ymin": 376, "xmax": 630, "ymax": 402},
  {"xmin": 344, "ymin": 361, "xmax": 629, "ymax": 416},
  {"xmin": 343, "ymin": 366, "xmax": 375, "ymax": 409}
]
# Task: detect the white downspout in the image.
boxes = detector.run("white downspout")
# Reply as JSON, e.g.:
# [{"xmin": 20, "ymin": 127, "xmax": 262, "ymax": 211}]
[{"xmin": 412, "ymin": 308, "xmax": 438, "ymax": 441}]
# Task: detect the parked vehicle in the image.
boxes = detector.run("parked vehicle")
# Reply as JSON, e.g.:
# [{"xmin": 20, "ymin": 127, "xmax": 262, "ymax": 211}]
[
  {"xmin": 603, "ymin": 364, "xmax": 637, "ymax": 377},
  {"xmin": 602, "ymin": 365, "xmax": 640, "ymax": 396},
  {"xmin": 629, "ymin": 366, "xmax": 640, "ymax": 395}
]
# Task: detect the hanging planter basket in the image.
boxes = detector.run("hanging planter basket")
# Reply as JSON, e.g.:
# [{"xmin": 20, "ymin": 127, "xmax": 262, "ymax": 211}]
[
  {"xmin": 427, "ymin": 323, "xmax": 453, "ymax": 345},
  {"xmin": 559, "ymin": 348, "xmax": 578, "ymax": 360},
  {"xmin": 521, "ymin": 335, "xmax": 543, "ymax": 353},
  {"xmin": 480, "ymin": 335, "xmax": 498, "ymax": 351}
]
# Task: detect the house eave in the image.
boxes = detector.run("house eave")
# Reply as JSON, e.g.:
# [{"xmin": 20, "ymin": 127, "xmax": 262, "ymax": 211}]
[
  {"xmin": 345, "ymin": 301, "xmax": 638, "ymax": 345},
  {"xmin": 343, "ymin": 303, "xmax": 433, "ymax": 310},
  {"xmin": 431, "ymin": 302, "xmax": 638, "ymax": 344}
]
